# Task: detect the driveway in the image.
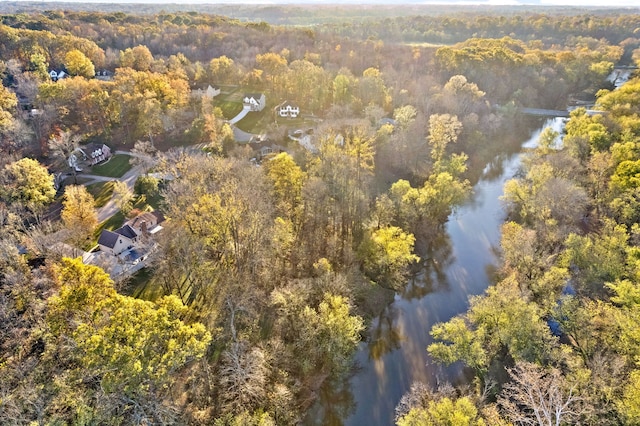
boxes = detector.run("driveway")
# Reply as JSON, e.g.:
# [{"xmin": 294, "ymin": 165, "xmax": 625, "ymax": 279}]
[
  {"xmin": 233, "ymin": 126, "xmax": 256, "ymax": 143},
  {"xmin": 74, "ymin": 152, "xmax": 149, "ymax": 223},
  {"xmin": 94, "ymin": 163, "xmax": 145, "ymax": 222},
  {"xmin": 228, "ymin": 105, "xmax": 251, "ymax": 124}
]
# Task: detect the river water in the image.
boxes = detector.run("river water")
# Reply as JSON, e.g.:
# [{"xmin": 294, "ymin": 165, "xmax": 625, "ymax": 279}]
[{"xmin": 305, "ymin": 117, "xmax": 566, "ymax": 425}]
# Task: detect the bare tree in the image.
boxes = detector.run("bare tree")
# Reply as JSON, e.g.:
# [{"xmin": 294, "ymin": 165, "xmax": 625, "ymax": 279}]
[
  {"xmin": 218, "ymin": 341, "xmax": 269, "ymax": 415},
  {"xmin": 48, "ymin": 131, "xmax": 81, "ymax": 183},
  {"xmin": 499, "ymin": 361, "xmax": 581, "ymax": 426},
  {"xmin": 129, "ymin": 140, "xmax": 157, "ymax": 175}
]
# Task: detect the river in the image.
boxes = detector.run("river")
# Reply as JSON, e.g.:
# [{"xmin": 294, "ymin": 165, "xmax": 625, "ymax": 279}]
[{"xmin": 304, "ymin": 116, "xmax": 567, "ymax": 425}]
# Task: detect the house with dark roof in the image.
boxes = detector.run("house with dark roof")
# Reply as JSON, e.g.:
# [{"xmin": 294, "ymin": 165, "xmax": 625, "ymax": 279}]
[
  {"xmin": 97, "ymin": 225, "xmax": 139, "ymax": 256},
  {"xmin": 82, "ymin": 143, "xmax": 112, "ymax": 166}
]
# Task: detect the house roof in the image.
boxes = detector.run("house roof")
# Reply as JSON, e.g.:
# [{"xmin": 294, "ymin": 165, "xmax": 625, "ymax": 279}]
[
  {"xmin": 84, "ymin": 142, "xmax": 107, "ymax": 151},
  {"xmin": 244, "ymin": 93, "xmax": 264, "ymax": 100},
  {"xmin": 98, "ymin": 225, "xmax": 137, "ymax": 249},
  {"xmin": 125, "ymin": 211, "xmax": 164, "ymax": 231},
  {"xmin": 279, "ymin": 100, "xmax": 299, "ymax": 109},
  {"xmin": 115, "ymin": 225, "xmax": 138, "ymax": 239},
  {"xmin": 97, "ymin": 229, "xmax": 120, "ymax": 248}
]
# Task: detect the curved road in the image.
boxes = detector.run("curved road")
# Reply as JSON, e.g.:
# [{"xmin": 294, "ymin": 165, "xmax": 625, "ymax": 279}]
[{"xmin": 76, "ymin": 151, "xmax": 149, "ymax": 223}]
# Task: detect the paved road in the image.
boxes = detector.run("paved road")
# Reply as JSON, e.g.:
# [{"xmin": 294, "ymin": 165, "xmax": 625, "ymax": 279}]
[
  {"xmin": 73, "ymin": 152, "xmax": 150, "ymax": 223},
  {"xmin": 233, "ymin": 126, "xmax": 255, "ymax": 142},
  {"xmin": 94, "ymin": 163, "xmax": 145, "ymax": 222}
]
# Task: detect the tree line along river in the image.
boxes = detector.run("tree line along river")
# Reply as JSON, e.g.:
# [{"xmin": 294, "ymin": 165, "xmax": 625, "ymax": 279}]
[{"xmin": 305, "ymin": 116, "xmax": 568, "ymax": 426}]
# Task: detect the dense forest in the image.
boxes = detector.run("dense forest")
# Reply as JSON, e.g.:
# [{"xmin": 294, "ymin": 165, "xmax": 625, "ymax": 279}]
[{"xmin": 1, "ymin": 4, "xmax": 640, "ymax": 425}]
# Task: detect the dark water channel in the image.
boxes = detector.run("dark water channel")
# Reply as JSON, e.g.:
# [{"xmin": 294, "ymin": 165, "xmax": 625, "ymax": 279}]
[{"xmin": 304, "ymin": 117, "xmax": 566, "ymax": 426}]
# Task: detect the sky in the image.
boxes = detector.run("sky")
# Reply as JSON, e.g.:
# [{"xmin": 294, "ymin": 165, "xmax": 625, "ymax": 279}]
[{"xmin": 4, "ymin": 0, "xmax": 640, "ymax": 5}]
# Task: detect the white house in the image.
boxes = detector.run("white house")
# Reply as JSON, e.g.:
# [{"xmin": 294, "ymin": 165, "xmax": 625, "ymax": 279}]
[
  {"xmin": 277, "ymin": 101, "xmax": 300, "ymax": 118},
  {"xmin": 192, "ymin": 85, "xmax": 221, "ymax": 98},
  {"xmin": 49, "ymin": 70, "xmax": 67, "ymax": 82},
  {"xmin": 97, "ymin": 225, "xmax": 139, "ymax": 256},
  {"xmin": 95, "ymin": 69, "xmax": 114, "ymax": 81},
  {"xmin": 242, "ymin": 93, "xmax": 266, "ymax": 111},
  {"xmin": 82, "ymin": 143, "xmax": 112, "ymax": 166}
]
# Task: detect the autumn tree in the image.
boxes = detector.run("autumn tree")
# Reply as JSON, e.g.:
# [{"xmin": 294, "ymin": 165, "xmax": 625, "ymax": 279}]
[
  {"xmin": 358, "ymin": 225, "xmax": 419, "ymax": 288},
  {"xmin": 0, "ymin": 158, "xmax": 56, "ymax": 217},
  {"xmin": 441, "ymin": 74, "xmax": 487, "ymax": 116},
  {"xmin": 427, "ymin": 113, "xmax": 463, "ymax": 168},
  {"xmin": 263, "ymin": 152, "xmax": 306, "ymax": 221},
  {"xmin": 256, "ymin": 52, "xmax": 288, "ymax": 93},
  {"xmin": 60, "ymin": 185, "xmax": 98, "ymax": 249},
  {"xmin": 46, "ymin": 258, "xmax": 211, "ymax": 424},
  {"xmin": 199, "ymin": 107, "xmax": 234, "ymax": 155},
  {"xmin": 0, "ymin": 84, "xmax": 17, "ymax": 132},
  {"xmin": 64, "ymin": 49, "xmax": 95, "ymax": 78},
  {"xmin": 428, "ymin": 278, "xmax": 555, "ymax": 378},
  {"xmin": 119, "ymin": 45, "xmax": 154, "ymax": 71},
  {"xmin": 209, "ymin": 55, "xmax": 240, "ymax": 85}
]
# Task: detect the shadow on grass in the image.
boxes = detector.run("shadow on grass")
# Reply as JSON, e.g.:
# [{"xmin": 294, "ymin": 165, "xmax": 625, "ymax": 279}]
[
  {"xmin": 90, "ymin": 154, "xmax": 132, "ymax": 178},
  {"xmin": 86, "ymin": 181, "xmax": 115, "ymax": 208},
  {"xmin": 121, "ymin": 268, "xmax": 164, "ymax": 301}
]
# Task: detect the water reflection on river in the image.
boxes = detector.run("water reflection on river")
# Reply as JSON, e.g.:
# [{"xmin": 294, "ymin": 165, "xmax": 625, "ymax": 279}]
[{"xmin": 304, "ymin": 118, "xmax": 566, "ymax": 426}]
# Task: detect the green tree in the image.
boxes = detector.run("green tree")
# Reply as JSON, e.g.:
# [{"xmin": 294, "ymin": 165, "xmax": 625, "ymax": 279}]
[
  {"xmin": 618, "ymin": 370, "xmax": 640, "ymax": 423},
  {"xmin": 359, "ymin": 67, "xmax": 391, "ymax": 109},
  {"xmin": 47, "ymin": 258, "xmax": 211, "ymax": 423},
  {"xmin": 1, "ymin": 158, "xmax": 55, "ymax": 215},
  {"xmin": 64, "ymin": 49, "xmax": 95, "ymax": 78},
  {"xmin": 300, "ymin": 293, "xmax": 364, "ymax": 375},
  {"xmin": 358, "ymin": 225, "xmax": 419, "ymax": 288},
  {"xmin": 428, "ymin": 278, "xmax": 554, "ymax": 377},
  {"xmin": 397, "ymin": 397, "xmax": 484, "ymax": 426},
  {"xmin": 28, "ymin": 51, "xmax": 49, "ymax": 80}
]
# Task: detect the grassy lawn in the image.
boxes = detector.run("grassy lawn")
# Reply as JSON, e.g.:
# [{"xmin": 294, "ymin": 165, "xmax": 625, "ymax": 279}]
[
  {"xmin": 123, "ymin": 268, "xmax": 164, "ymax": 301},
  {"xmin": 91, "ymin": 193, "xmax": 162, "ymax": 245},
  {"xmin": 216, "ymin": 99, "xmax": 244, "ymax": 120},
  {"xmin": 143, "ymin": 190, "xmax": 164, "ymax": 211},
  {"xmin": 94, "ymin": 210, "xmax": 125, "ymax": 240},
  {"xmin": 86, "ymin": 181, "xmax": 114, "ymax": 208},
  {"xmin": 65, "ymin": 175, "xmax": 93, "ymax": 185},
  {"xmin": 236, "ymin": 108, "xmax": 272, "ymax": 133},
  {"xmin": 90, "ymin": 154, "xmax": 132, "ymax": 178}
]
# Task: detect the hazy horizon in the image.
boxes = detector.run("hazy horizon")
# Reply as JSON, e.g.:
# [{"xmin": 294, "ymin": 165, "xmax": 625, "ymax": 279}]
[{"xmin": 2, "ymin": 0, "xmax": 640, "ymax": 6}]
